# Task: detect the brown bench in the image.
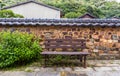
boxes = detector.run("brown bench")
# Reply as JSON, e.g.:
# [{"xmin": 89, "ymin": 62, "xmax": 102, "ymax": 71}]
[{"xmin": 41, "ymin": 39, "xmax": 90, "ymax": 68}]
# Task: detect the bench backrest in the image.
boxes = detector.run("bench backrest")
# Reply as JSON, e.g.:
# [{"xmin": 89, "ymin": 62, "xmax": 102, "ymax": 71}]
[{"xmin": 44, "ymin": 39, "xmax": 86, "ymax": 52}]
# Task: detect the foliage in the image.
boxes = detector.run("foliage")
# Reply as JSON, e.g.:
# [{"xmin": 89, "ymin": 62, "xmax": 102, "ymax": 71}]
[
  {"xmin": 83, "ymin": 0, "xmax": 120, "ymax": 18},
  {"xmin": 1, "ymin": 0, "xmax": 120, "ymax": 18},
  {"xmin": 0, "ymin": 0, "xmax": 5, "ymax": 8},
  {"xmin": 51, "ymin": 55, "xmax": 70, "ymax": 64},
  {"xmin": 0, "ymin": 10, "xmax": 24, "ymax": 18},
  {"xmin": 39, "ymin": 0, "xmax": 120, "ymax": 18},
  {"xmin": 0, "ymin": 31, "xmax": 42, "ymax": 68},
  {"xmin": 64, "ymin": 12, "xmax": 81, "ymax": 18}
]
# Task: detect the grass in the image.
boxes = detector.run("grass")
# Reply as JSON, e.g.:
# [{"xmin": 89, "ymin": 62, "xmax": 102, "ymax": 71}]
[
  {"xmin": 0, "ymin": 60, "xmax": 42, "ymax": 71},
  {"xmin": 0, "ymin": 59, "xmax": 84, "ymax": 71},
  {"xmin": 101, "ymin": 61, "xmax": 106, "ymax": 64},
  {"xmin": 0, "ymin": 64, "xmax": 29, "ymax": 71}
]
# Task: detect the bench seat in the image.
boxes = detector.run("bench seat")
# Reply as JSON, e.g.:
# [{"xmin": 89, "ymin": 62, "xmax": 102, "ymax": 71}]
[{"xmin": 41, "ymin": 51, "xmax": 90, "ymax": 55}]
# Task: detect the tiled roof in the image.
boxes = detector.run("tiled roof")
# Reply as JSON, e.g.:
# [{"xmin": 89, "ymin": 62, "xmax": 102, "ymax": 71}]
[
  {"xmin": 78, "ymin": 13, "xmax": 96, "ymax": 19},
  {"xmin": 0, "ymin": 18, "xmax": 120, "ymax": 26},
  {"xmin": 2, "ymin": 0, "xmax": 61, "ymax": 11}
]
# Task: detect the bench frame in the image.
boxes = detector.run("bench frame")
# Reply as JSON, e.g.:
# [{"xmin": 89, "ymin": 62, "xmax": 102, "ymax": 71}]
[{"xmin": 41, "ymin": 39, "xmax": 90, "ymax": 68}]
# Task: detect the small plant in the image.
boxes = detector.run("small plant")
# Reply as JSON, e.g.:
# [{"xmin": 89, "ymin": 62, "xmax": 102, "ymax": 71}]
[
  {"xmin": 0, "ymin": 31, "xmax": 42, "ymax": 68},
  {"xmin": 51, "ymin": 55, "xmax": 70, "ymax": 65},
  {"xmin": 109, "ymin": 61, "xmax": 113, "ymax": 64},
  {"xmin": 89, "ymin": 64, "xmax": 95, "ymax": 68},
  {"xmin": 25, "ymin": 67, "xmax": 34, "ymax": 72},
  {"xmin": 101, "ymin": 61, "xmax": 106, "ymax": 64}
]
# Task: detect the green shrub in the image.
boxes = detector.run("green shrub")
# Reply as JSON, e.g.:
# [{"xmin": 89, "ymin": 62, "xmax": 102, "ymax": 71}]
[
  {"xmin": 0, "ymin": 31, "xmax": 42, "ymax": 68},
  {"xmin": 0, "ymin": 10, "xmax": 24, "ymax": 18},
  {"xmin": 64, "ymin": 12, "xmax": 81, "ymax": 18}
]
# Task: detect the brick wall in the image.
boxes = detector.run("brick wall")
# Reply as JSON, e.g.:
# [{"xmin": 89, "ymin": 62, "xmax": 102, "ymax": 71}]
[{"xmin": 1, "ymin": 25, "xmax": 120, "ymax": 57}]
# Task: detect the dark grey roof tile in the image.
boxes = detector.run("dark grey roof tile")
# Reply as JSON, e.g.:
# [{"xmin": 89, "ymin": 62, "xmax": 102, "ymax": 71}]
[
  {"xmin": 116, "ymin": 23, "xmax": 120, "ymax": 26},
  {"xmin": 0, "ymin": 18, "xmax": 120, "ymax": 26},
  {"xmin": 108, "ymin": 23, "xmax": 114, "ymax": 26}
]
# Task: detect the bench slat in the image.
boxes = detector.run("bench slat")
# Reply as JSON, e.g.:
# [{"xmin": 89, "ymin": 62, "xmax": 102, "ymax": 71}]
[
  {"xmin": 45, "ymin": 45, "xmax": 86, "ymax": 49},
  {"xmin": 46, "ymin": 39, "xmax": 85, "ymax": 42},
  {"xmin": 44, "ymin": 39, "xmax": 86, "ymax": 51},
  {"xmin": 44, "ymin": 42, "xmax": 85, "ymax": 45},
  {"xmin": 41, "ymin": 51, "xmax": 90, "ymax": 55}
]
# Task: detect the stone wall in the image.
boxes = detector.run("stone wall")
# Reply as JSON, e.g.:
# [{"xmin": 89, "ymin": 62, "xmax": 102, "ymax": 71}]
[{"xmin": 0, "ymin": 25, "xmax": 120, "ymax": 57}]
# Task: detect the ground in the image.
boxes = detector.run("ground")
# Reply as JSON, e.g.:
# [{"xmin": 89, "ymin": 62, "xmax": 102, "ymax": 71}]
[{"xmin": 0, "ymin": 60, "xmax": 120, "ymax": 76}]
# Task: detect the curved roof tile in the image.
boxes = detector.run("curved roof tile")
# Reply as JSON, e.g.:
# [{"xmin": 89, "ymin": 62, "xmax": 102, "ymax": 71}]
[{"xmin": 0, "ymin": 18, "xmax": 120, "ymax": 26}]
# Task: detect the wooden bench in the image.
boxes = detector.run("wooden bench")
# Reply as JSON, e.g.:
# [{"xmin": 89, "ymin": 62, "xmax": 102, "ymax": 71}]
[{"xmin": 41, "ymin": 39, "xmax": 90, "ymax": 68}]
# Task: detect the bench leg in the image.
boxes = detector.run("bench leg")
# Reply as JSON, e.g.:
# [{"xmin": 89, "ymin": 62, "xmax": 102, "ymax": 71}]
[
  {"xmin": 79, "ymin": 55, "xmax": 83, "ymax": 62},
  {"xmin": 43, "ymin": 55, "xmax": 47, "ymax": 68},
  {"xmin": 83, "ymin": 56, "xmax": 87, "ymax": 68}
]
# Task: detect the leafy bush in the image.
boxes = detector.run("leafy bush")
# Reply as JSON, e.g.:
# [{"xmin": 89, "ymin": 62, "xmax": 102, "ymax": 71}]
[
  {"xmin": 64, "ymin": 12, "xmax": 81, "ymax": 18},
  {"xmin": 0, "ymin": 10, "xmax": 24, "ymax": 18},
  {"xmin": 0, "ymin": 31, "xmax": 42, "ymax": 68}
]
